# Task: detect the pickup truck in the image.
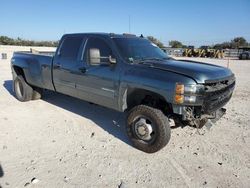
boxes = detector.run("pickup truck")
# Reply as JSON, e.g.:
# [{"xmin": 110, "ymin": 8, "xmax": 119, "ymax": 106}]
[{"xmin": 11, "ymin": 33, "xmax": 236, "ymax": 153}]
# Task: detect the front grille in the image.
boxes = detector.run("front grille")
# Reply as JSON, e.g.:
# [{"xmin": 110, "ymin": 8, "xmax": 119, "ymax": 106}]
[{"xmin": 203, "ymin": 75, "xmax": 235, "ymax": 113}]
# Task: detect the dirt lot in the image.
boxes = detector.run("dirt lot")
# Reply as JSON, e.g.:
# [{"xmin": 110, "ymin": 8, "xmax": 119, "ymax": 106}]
[{"xmin": 0, "ymin": 57, "xmax": 250, "ymax": 188}]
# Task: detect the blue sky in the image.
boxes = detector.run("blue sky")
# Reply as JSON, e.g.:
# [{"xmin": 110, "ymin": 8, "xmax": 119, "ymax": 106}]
[{"xmin": 1, "ymin": 0, "xmax": 250, "ymax": 46}]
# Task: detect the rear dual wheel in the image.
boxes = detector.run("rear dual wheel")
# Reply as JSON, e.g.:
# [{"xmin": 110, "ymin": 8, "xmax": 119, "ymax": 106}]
[
  {"xmin": 32, "ymin": 87, "xmax": 43, "ymax": 100},
  {"xmin": 14, "ymin": 75, "xmax": 43, "ymax": 102}
]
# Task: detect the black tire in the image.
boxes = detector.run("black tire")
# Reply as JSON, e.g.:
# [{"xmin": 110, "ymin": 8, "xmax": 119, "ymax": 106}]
[
  {"xmin": 241, "ymin": 53, "xmax": 247, "ymax": 60},
  {"xmin": 32, "ymin": 87, "xmax": 43, "ymax": 100},
  {"xmin": 126, "ymin": 105, "xmax": 171, "ymax": 153},
  {"xmin": 13, "ymin": 75, "xmax": 33, "ymax": 102}
]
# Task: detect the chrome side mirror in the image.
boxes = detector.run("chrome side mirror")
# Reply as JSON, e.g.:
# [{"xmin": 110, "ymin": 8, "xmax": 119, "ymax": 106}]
[{"xmin": 89, "ymin": 48, "xmax": 101, "ymax": 64}]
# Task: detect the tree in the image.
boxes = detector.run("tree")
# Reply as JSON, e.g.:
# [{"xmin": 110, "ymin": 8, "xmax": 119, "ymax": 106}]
[
  {"xmin": 147, "ymin": 36, "xmax": 164, "ymax": 48},
  {"xmin": 213, "ymin": 37, "xmax": 248, "ymax": 49},
  {"xmin": 169, "ymin": 40, "xmax": 184, "ymax": 48},
  {"xmin": 231, "ymin": 37, "xmax": 248, "ymax": 48},
  {"xmin": 0, "ymin": 36, "xmax": 15, "ymax": 45},
  {"xmin": 0, "ymin": 35, "xmax": 59, "ymax": 47},
  {"xmin": 213, "ymin": 42, "xmax": 232, "ymax": 49}
]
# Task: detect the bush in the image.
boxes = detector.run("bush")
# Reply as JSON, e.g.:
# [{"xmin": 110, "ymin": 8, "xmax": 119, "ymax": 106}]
[{"xmin": 0, "ymin": 36, "xmax": 59, "ymax": 47}]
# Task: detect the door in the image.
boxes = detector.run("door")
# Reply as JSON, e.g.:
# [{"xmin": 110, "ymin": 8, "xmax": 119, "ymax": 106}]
[
  {"xmin": 53, "ymin": 36, "xmax": 85, "ymax": 97},
  {"xmin": 76, "ymin": 37, "xmax": 120, "ymax": 109}
]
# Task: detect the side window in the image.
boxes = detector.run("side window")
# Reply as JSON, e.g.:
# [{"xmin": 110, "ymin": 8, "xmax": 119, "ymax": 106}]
[
  {"xmin": 59, "ymin": 36, "xmax": 83, "ymax": 60},
  {"xmin": 84, "ymin": 37, "xmax": 113, "ymax": 65}
]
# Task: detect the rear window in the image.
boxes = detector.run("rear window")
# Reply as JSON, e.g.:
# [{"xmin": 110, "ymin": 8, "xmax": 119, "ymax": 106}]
[{"xmin": 59, "ymin": 36, "xmax": 83, "ymax": 60}]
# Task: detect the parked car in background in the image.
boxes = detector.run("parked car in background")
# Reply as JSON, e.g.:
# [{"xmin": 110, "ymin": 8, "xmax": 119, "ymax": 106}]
[{"xmin": 239, "ymin": 47, "xmax": 250, "ymax": 60}]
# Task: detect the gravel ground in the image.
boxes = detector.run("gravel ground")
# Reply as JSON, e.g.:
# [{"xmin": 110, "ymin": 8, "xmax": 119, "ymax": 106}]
[{"xmin": 0, "ymin": 57, "xmax": 250, "ymax": 188}]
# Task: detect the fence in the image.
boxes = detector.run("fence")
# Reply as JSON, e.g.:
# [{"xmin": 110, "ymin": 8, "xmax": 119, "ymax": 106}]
[{"xmin": 163, "ymin": 47, "xmax": 241, "ymax": 59}]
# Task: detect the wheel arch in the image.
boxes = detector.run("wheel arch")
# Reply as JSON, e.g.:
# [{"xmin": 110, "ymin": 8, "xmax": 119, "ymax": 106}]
[
  {"xmin": 12, "ymin": 65, "xmax": 26, "ymax": 79},
  {"xmin": 122, "ymin": 87, "xmax": 172, "ymax": 115}
]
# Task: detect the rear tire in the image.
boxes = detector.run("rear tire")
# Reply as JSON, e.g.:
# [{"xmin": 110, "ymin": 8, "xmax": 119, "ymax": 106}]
[
  {"xmin": 32, "ymin": 87, "xmax": 43, "ymax": 100},
  {"xmin": 13, "ymin": 75, "xmax": 33, "ymax": 102},
  {"xmin": 126, "ymin": 105, "xmax": 171, "ymax": 153}
]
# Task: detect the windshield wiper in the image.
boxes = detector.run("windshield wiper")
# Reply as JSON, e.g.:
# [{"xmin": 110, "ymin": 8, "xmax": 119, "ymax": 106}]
[
  {"xmin": 129, "ymin": 57, "xmax": 171, "ymax": 64},
  {"xmin": 136, "ymin": 57, "xmax": 169, "ymax": 63},
  {"xmin": 133, "ymin": 58, "xmax": 155, "ymax": 67},
  {"xmin": 142, "ymin": 57, "xmax": 162, "ymax": 61},
  {"xmin": 164, "ymin": 57, "xmax": 175, "ymax": 60}
]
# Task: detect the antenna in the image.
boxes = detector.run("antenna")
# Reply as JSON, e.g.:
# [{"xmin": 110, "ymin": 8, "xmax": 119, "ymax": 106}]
[{"xmin": 129, "ymin": 15, "xmax": 131, "ymax": 33}]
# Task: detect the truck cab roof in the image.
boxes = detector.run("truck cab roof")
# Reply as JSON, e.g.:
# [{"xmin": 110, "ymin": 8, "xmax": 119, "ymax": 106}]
[{"xmin": 62, "ymin": 32, "xmax": 139, "ymax": 39}]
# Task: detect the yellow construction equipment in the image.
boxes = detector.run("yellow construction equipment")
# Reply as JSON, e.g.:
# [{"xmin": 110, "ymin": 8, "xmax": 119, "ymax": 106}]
[{"xmin": 182, "ymin": 48, "xmax": 224, "ymax": 58}]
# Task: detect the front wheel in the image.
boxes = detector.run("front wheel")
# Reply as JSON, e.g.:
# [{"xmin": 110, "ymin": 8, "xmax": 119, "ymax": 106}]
[{"xmin": 126, "ymin": 105, "xmax": 171, "ymax": 153}]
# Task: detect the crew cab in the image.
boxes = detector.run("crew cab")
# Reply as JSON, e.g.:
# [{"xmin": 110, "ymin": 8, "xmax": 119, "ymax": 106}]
[{"xmin": 11, "ymin": 33, "xmax": 235, "ymax": 153}]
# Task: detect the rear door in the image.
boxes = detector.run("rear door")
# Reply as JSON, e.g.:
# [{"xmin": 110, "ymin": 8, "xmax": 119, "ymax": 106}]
[{"xmin": 53, "ymin": 36, "xmax": 85, "ymax": 97}]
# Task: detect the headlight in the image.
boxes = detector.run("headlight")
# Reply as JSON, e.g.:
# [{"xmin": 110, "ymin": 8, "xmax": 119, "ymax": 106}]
[{"xmin": 174, "ymin": 83, "xmax": 204, "ymax": 104}]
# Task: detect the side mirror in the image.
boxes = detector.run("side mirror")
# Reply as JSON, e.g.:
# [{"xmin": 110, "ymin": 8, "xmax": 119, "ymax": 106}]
[
  {"xmin": 89, "ymin": 48, "xmax": 116, "ymax": 65},
  {"xmin": 89, "ymin": 48, "xmax": 101, "ymax": 64}
]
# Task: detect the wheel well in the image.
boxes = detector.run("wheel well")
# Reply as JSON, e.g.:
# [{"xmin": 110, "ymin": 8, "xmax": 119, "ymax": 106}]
[
  {"xmin": 13, "ymin": 66, "xmax": 26, "ymax": 80},
  {"xmin": 126, "ymin": 88, "xmax": 172, "ymax": 115}
]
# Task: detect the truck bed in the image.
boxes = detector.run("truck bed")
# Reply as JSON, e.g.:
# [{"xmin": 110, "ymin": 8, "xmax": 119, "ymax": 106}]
[{"xmin": 11, "ymin": 52, "xmax": 55, "ymax": 91}]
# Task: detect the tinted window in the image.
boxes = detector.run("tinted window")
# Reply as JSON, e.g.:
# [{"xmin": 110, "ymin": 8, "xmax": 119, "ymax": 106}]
[
  {"xmin": 85, "ymin": 37, "xmax": 113, "ymax": 65},
  {"xmin": 60, "ymin": 37, "xmax": 83, "ymax": 60}
]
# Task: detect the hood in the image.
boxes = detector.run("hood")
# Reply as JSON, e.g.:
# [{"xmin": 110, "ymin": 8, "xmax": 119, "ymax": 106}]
[{"xmin": 145, "ymin": 59, "xmax": 233, "ymax": 83}]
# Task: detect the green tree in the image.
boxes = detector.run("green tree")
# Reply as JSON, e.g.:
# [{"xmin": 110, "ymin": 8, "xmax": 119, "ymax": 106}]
[
  {"xmin": 0, "ymin": 35, "xmax": 59, "ymax": 47},
  {"xmin": 147, "ymin": 36, "xmax": 164, "ymax": 48},
  {"xmin": 231, "ymin": 37, "xmax": 248, "ymax": 48},
  {"xmin": 213, "ymin": 37, "xmax": 248, "ymax": 49},
  {"xmin": 213, "ymin": 42, "xmax": 232, "ymax": 49},
  {"xmin": 0, "ymin": 36, "xmax": 15, "ymax": 45},
  {"xmin": 169, "ymin": 40, "xmax": 184, "ymax": 48}
]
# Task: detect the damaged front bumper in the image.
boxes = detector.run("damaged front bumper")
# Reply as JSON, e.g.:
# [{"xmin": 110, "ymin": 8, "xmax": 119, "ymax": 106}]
[
  {"xmin": 172, "ymin": 105, "xmax": 227, "ymax": 128},
  {"xmin": 172, "ymin": 74, "xmax": 235, "ymax": 128}
]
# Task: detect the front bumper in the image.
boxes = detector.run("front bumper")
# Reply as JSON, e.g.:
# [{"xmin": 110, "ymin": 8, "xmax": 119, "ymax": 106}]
[{"xmin": 172, "ymin": 74, "xmax": 235, "ymax": 121}]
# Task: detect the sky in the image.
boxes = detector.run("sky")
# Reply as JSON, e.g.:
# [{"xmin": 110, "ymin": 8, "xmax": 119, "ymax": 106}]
[{"xmin": 1, "ymin": 0, "xmax": 250, "ymax": 47}]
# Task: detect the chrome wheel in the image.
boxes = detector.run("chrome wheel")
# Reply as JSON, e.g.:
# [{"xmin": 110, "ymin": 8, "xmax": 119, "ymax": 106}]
[{"xmin": 133, "ymin": 116, "xmax": 155, "ymax": 141}]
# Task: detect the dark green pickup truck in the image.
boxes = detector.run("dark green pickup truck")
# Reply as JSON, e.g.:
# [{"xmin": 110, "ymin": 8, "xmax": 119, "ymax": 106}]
[{"xmin": 11, "ymin": 33, "xmax": 235, "ymax": 153}]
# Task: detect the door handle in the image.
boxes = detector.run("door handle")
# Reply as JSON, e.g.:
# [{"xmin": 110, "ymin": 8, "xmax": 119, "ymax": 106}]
[
  {"xmin": 54, "ymin": 63, "xmax": 61, "ymax": 69},
  {"xmin": 79, "ymin": 67, "xmax": 86, "ymax": 73}
]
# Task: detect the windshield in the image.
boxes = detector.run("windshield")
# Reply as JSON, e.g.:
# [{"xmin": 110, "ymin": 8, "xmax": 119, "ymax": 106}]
[{"xmin": 113, "ymin": 37, "xmax": 169, "ymax": 63}]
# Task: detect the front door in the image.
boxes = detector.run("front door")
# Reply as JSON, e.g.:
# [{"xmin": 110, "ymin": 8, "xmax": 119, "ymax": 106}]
[{"xmin": 76, "ymin": 37, "xmax": 120, "ymax": 109}]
